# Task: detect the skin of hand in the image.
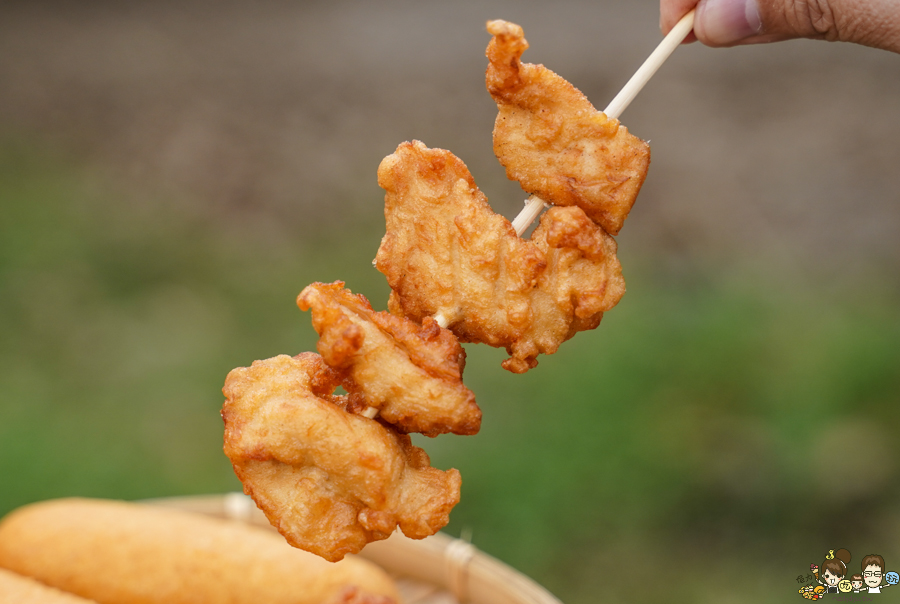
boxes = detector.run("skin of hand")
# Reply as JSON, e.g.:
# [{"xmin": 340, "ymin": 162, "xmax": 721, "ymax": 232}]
[{"xmin": 661, "ymin": 0, "xmax": 900, "ymax": 53}]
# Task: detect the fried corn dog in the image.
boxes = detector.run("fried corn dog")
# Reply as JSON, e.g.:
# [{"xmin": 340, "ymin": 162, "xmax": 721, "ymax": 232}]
[
  {"xmin": 0, "ymin": 498, "xmax": 399, "ymax": 604},
  {"xmin": 0, "ymin": 568, "xmax": 98, "ymax": 604}
]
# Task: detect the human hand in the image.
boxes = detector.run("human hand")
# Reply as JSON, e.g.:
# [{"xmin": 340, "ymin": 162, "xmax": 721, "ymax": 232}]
[{"xmin": 661, "ymin": 0, "xmax": 900, "ymax": 53}]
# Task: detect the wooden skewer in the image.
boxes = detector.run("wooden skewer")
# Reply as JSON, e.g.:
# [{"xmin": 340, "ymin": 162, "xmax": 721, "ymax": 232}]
[
  {"xmin": 604, "ymin": 9, "xmax": 695, "ymax": 121},
  {"xmin": 509, "ymin": 9, "xmax": 696, "ymax": 233},
  {"xmin": 511, "ymin": 197, "xmax": 550, "ymax": 236}
]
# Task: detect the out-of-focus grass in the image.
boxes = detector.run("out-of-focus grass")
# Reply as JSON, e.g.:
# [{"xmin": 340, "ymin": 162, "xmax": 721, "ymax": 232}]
[
  {"xmin": 2, "ymin": 140, "xmax": 899, "ymax": 604},
  {"xmin": 441, "ymin": 276, "xmax": 900, "ymax": 603}
]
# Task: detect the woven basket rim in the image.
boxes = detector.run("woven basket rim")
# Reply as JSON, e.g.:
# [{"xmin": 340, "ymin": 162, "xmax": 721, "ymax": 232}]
[{"xmin": 144, "ymin": 493, "xmax": 562, "ymax": 604}]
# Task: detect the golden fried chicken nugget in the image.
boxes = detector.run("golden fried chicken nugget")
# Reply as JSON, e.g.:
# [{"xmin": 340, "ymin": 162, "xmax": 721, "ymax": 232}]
[
  {"xmin": 297, "ymin": 281, "xmax": 481, "ymax": 437},
  {"xmin": 376, "ymin": 141, "xmax": 624, "ymax": 373},
  {"xmin": 376, "ymin": 141, "xmax": 544, "ymax": 347},
  {"xmin": 0, "ymin": 567, "xmax": 97, "ymax": 604},
  {"xmin": 515, "ymin": 205, "xmax": 626, "ymax": 372},
  {"xmin": 223, "ymin": 354, "xmax": 461, "ymax": 562},
  {"xmin": 486, "ymin": 19, "xmax": 651, "ymax": 235},
  {"xmin": 0, "ymin": 498, "xmax": 399, "ymax": 603}
]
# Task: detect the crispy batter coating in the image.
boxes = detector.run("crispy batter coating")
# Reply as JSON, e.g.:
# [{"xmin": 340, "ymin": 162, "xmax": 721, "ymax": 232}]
[
  {"xmin": 222, "ymin": 354, "xmax": 461, "ymax": 562},
  {"xmin": 486, "ymin": 19, "xmax": 651, "ymax": 236},
  {"xmin": 297, "ymin": 281, "xmax": 481, "ymax": 437},
  {"xmin": 376, "ymin": 141, "xmax": 543, "ymax": 348},
  {"xmin": 519, "ymin": 204, "xmax": 626, "ymax": 371},
  {"xmin": 376, "ymin": 141, "xmax": 624, "ymax": 373}
]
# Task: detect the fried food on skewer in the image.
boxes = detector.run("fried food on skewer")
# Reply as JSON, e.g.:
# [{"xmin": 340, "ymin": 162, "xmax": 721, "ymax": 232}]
[
  {"xmin": 222, "ymin": 353, "xmax": 461, "ymax": 562},
  {"xmin": 376, "ymin": 141, "xmax": 624, "ymax": 373},
  {"xmin": 218, "ymin": 15, "xmax": 689, "ymax": 563},
  {"xmin": 297, "ymin": 282, "xmax": 481, "ymax": 436},
  {"xmin": 486, "ymin": 19, "xmax": 651, "ymax": 236}
]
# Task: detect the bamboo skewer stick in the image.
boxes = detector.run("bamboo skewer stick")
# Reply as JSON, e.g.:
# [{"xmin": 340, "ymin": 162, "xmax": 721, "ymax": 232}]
[
  {"xmin": 511, "ymin": 197, "xmax": 549, "ymax": 236},
  {"xmin": 509, "ymin": 9, "xmax": 696, "ymax": 234},
  {"xmin": 604, "ymin": 9, "xmax": 695, "ymax": 121},
  {"xmin": 361, "ymin": 407, "xmax": 380, "ymax": 419}
]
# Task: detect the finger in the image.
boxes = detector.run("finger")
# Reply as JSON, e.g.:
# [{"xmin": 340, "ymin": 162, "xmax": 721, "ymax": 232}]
[
  {"xmin": 693, "ymin": 0, "xmax": 762, "ymax": 46},
  {"xmin": 693, "ymin": 0, "xmax": 900, "ymax": 53},
  {"xmin": 661, "ymin": 0, "xmax": 701, "ymax": 42}
]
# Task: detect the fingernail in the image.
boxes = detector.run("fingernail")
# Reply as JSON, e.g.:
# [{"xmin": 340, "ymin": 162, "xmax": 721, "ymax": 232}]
[{"xmin": 697, "ymin": 0, "xmax": 762, "ymax": 45}]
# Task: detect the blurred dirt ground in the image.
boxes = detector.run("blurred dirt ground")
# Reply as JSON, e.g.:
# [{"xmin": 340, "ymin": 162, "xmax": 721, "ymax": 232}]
[{"xmin": 2, "ymin": 0, "xmax": 898, "ymax": 272}]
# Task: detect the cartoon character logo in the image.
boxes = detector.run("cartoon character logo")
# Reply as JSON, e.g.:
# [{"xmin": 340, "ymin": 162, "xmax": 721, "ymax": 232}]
[
  {"xmin": 820, "ymin": 548, "xmax": 851, "ymax": 593},
  {"xmin": 797, "ymin": 549, "xmax": 893, "ymax": 598},
  {"xmin": 799, "ymin": 584, "xmax": 826, "ymax": 600},
  {"xmin": 861, "ymin": 554, "xmax": 893, "ymax": 594}
]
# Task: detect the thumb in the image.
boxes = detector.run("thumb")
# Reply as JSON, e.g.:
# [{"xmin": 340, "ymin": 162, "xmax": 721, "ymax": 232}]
[{"xmin": 693, "ymin": 0, "xmax": 900, "ymax": 53}]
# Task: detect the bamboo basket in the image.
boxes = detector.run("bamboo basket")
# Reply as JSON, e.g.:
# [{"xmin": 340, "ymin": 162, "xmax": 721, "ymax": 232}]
[{"xmin": 146, "ymin": 493, "xmax": 561, "ymax": 604}]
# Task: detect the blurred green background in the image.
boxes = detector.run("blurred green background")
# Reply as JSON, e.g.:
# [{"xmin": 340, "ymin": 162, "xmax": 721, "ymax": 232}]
[{"xmin": 2, "ymin": 2, "xmax": 899, "ymax": 603}]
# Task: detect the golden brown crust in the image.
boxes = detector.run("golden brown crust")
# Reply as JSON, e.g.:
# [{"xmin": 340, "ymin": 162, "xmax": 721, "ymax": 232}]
[
  {"xmin": 377, "ymin": 141, "xmax": 545, "ymax": 351},
  {"xmin": 376, "ymin": 141, "xmax": 624, "ymax": 373},
  {"xmin": 0, "ymin": 498, "xmax": 400, "ymax": 603},
  {"xmin": 510, "ymin": 206, "xmax": 625, "ymax": 372},
  {"xmin": 223, "ymin": 354, "xmax": 461, "ymax": 561},
  {"xmin": 0, "ymin": 567, "xmax": 97, "ymax": 604},
  {"xmin": 486, "ymin": 19, "xmax": 651, "ymax": 236},
  {"xmin": 297, "ymin": 281, "xmax": 481, "ymax": 436}
]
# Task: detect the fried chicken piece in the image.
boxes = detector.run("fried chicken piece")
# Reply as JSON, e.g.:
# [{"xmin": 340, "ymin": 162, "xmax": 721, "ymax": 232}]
[
  {"xmin": 486, "ymin": 19, "xmax": 651, "ymax": 236},
  {"xmin": 518, "ymin": 205, "xmax": 625, "ymax": 371},
  {"xmin": 297, "ymin": 281, "xmax": 481, "ymax": 437},
  {"xmin": 376, "ymin": 141, "xmax": 624, "ymax": 373},
  {"xmin": 222, "ymin": 353, "xmax": 461, "ymax": 562},
  {"xmin": 376, "ymin": 141, "xmax": 544, "ymax": 349}
]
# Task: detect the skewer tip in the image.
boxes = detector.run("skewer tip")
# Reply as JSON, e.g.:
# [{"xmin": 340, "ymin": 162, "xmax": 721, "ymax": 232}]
[{"xmin": 361, "ymin": 406, "xmax": 380, "ymax": 419}]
